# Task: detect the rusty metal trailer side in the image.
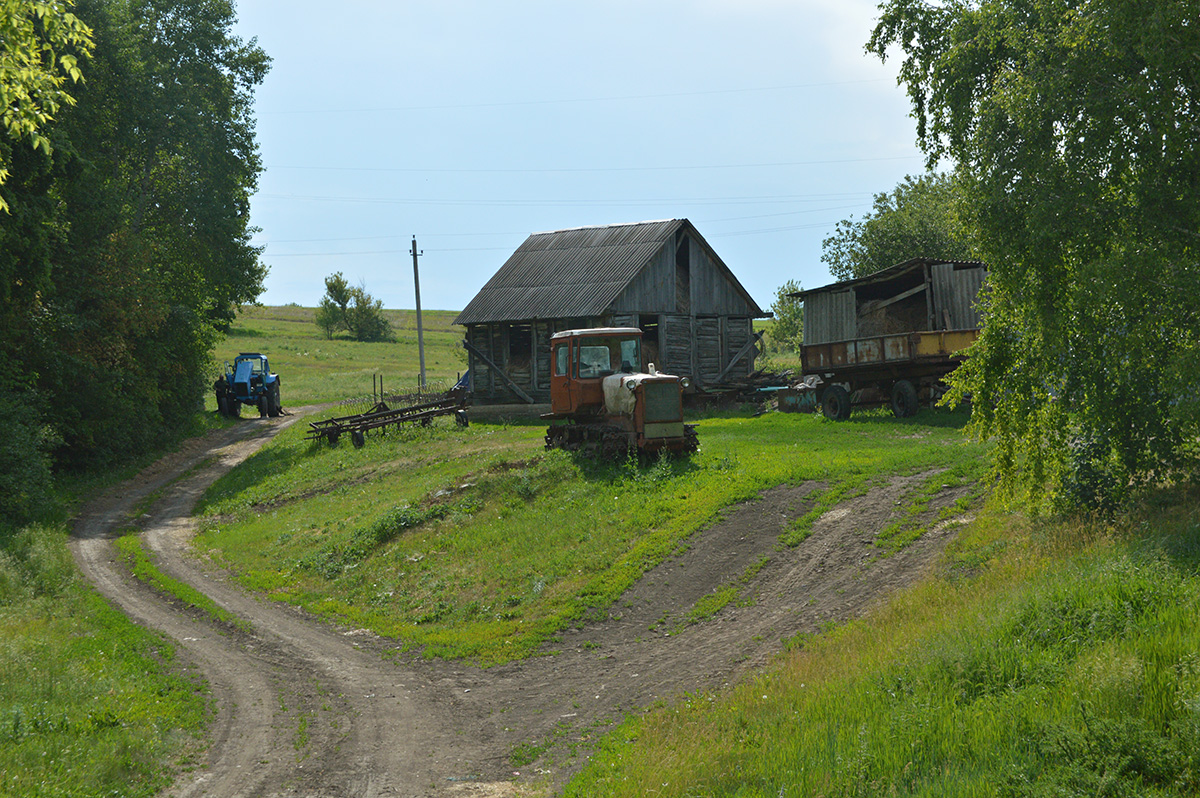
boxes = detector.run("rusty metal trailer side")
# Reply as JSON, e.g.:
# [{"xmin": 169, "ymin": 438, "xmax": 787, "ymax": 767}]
[{"xmin": 801, "ymin": 329, "xmax": 978, "ymax": 419}]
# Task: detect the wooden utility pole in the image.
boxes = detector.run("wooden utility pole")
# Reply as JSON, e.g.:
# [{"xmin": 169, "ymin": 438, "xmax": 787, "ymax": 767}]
[{"xmin": 411, "ymin": 236, "xmax": 427, "ymax": 390}]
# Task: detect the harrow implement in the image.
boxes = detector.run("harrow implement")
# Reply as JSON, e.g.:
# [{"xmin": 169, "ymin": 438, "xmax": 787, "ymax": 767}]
[{"xmin": 306, "ymin": 389, "xmax": 469, "ymax": 448}]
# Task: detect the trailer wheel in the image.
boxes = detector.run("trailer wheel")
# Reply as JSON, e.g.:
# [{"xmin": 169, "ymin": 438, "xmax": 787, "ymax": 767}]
[
  {"xmin": 351, "ymin": 430, "xmax": 366, "ymax": 448},
  {"xmin": 821, "ymin": 385, "xmax": 852, "ymax": 421},
  {"xmin": 890, "ymin": 379, "xmax": 919, "ymax": 418},
  {"xmin": 455, "ymin": 410, "xmax": 469, "ymax": 428}
]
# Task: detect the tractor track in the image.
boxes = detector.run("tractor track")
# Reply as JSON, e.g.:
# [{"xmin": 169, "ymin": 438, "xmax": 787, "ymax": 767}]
[{"xmin": 70, "ymin": 408, "xmax": 973, "ymax": 797}]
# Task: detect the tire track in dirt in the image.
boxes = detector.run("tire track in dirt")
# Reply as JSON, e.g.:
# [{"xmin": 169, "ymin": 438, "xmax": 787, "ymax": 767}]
[
  {"xmin": 71, "ymin": 411, "xmax": 975, "ymax": 796},
  {"xmin": 71, "ymin": 412, "xmax": 511, "ymax": 797}
]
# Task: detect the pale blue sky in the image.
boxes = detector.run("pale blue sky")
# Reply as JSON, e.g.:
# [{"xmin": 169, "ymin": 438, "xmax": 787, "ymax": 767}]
[{"xmin": 233, "ymin": 1, "xmax": 924, "ymax": 313}]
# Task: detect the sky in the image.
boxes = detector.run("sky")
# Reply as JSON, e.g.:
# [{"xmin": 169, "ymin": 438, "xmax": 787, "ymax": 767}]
[{"xmin": 232, "ymin": 0, "xmax": 927, "ymax": 314}]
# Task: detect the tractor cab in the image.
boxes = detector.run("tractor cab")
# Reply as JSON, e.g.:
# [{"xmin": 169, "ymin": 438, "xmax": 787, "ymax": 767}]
[
  {"xmin": 549, "ymin": 328, "xmax": 642, "ymax": 416},
  {"xmin": 232, "ymin": 353, "xmax": 269, "ymax": 401},
  {"xmin": 544, "ymin": 327, "xmax": 697, "ymax": 456}
]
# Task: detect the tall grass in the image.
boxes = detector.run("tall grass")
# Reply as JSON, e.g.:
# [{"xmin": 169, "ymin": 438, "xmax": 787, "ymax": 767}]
[
  {"xmin": 194, "ymin": 405, "xmax": 988, "ymax": 664},
  {"xmin": 565, "ymin": 487, "xmax": 1200, "ymax": 797},
  {"xmin": 0, "ymin": 525, "xmax": 209, "ymax": 797}
]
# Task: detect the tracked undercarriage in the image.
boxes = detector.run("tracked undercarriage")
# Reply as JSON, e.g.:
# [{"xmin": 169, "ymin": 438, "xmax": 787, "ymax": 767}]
[{"xmin": 545, "ymin": 421, "xmax": 699, "ymax": 459}]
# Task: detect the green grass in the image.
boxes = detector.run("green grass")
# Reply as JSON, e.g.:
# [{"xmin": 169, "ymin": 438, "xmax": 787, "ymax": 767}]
[
  {"xmin": 0, "ymin": 525, "xmax": 210, "ymax": 798},
  {"xmin": 193, "ymin": 404, "xmax": 987, "ymax": 664},
  {"xmin": 564, "ymin": 487, "xmax": 1200, "ymax": 797},
  {"xmin": 212, "ymin": 305, "xmax": 467, "ymax": 408}
]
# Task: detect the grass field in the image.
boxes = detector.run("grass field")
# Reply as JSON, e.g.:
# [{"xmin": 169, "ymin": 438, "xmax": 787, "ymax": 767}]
[{"xmin": 211, "ymin": 304, "xmax": 468, "ymax": 408}]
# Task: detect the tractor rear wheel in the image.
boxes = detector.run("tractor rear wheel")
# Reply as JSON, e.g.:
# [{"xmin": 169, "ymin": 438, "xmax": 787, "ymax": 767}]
[
  {"xmin": 268, "ymin": 384, "xmax": 282, "ymax": 417},
  {"xmin": 821, "ymin": 384, "xmax": 852, "ymax": 421},
  {"xmin": 890, "ymin": 379, "xmax": 919, "ymax": 418}
]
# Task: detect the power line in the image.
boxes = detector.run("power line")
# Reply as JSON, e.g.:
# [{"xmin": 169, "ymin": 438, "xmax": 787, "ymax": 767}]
[
  {"xmin": 257, "ymin": 193, "xmax": 872, "ymax": 209},
  {"xmin": 265, "ymin": 155, "xmax": 919, "ymax": 175},
  {"xmin": 258, "ymin": 78, "xmax": 892, "ymax": 116}
]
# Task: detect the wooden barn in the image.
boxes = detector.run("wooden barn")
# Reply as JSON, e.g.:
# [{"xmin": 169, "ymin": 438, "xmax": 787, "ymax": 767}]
[{"xmin": 454, "ymin": 219, "xmax": 767, "ymax": 404}]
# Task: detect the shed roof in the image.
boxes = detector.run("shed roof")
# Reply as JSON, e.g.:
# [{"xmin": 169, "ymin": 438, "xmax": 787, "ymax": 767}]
[
  {"xmin": 790, "ymin": 257, "xmax": 987, "ymax": 299},
  {"xmin": 455, "ymin": 218, "xmax": 762, "ymax": 325}
]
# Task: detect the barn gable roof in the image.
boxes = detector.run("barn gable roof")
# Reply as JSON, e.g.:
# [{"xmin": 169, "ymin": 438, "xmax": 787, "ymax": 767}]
[{"xmin": 454, "ymin": 219, "xmax": 762, "ymax": 325}]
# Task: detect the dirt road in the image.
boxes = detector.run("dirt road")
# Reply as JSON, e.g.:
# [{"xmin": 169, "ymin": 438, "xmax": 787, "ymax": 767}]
[{"xmin": 71, "ymin": 411, "xmax": 970, "ymax": 797}]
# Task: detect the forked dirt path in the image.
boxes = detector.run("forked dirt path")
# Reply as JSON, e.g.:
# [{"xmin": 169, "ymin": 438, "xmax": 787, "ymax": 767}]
[{"xmin": 71, "ymin": 412, "xmax": 973, "ymax": 797}]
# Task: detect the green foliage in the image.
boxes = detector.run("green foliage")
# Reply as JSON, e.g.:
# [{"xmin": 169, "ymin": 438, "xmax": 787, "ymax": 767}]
[
  {"xmin": 345, "ymin": 285, "xmax": 394, "ymax": 342},
  {"xmin": 0, "ymin": 382, "xmax": 55, "ymax": 526},
  {"xmin": 821, "ymin": 172, "xmax": 974, "ymax": 281},
  {"xmin": 0, "ymin": 0, "xmax": 269, "ymax": 473},
  {"xmin": 762, "ymin": 279, "xmax": 803, "ymax": 356},
  {"xmin": 315, "ymin": 296, "xmax": 342, "ymax": 339},
  {"xmin": 0, "ymin": 0, "xmax": 94, "ymax": 212},
  {"xmin": 316, "ymin": 272, "xmax": 393, "ymax": 342},
  {"xmin": 869, "ymin": 0, "xmax": 1200, "ymax": 510}
]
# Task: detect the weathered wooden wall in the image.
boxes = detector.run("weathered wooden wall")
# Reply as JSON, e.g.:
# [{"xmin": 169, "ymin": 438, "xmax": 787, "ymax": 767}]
[
  {"xmin": 804, "ymin": 290, "xmax": 857, "ymax": 346},
  {"xmin": 930, "ymin": 263, "xmax": 986, "ymax": 329}
]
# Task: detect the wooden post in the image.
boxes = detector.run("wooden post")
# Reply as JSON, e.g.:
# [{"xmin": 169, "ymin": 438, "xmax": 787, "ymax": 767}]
[{"xmin": 411, "ymin": 236, "xmax": 426, "ymax": 390}]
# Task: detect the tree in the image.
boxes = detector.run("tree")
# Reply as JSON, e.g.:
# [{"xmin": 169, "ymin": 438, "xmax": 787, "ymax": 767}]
[
  {"xmin": 315, "ymin": 272, "xmax": 350, "ymax": 339},
  {"xmin": 316, "ymin": 272, "xmax": 392, "ymax": 342},
  {"xmin": 870, "ymin": 0, "xmax": 1200, "ymax": 510},
  {"xmin": 345, "ymin": 286, "xmax": 392, "ymax": 343},
  {"xmin": 764, "ymin": 279, "xmax": 804, "ymax": 356},
  {"xmin": 0, "ymin": 0, "xmax": 269, "ymax": 479},
  {"xmin": 0, "ymin": 0, "xmax": 94, "ymax": 212},
  {"xmin": 821, "ymin": 172, "xmax": 975, "ymax": 281}
]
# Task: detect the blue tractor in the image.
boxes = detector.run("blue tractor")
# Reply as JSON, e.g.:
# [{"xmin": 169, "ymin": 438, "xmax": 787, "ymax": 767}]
[{"xmin": 214, "ymin": 352, "xmax": 282, "ymax": 418}]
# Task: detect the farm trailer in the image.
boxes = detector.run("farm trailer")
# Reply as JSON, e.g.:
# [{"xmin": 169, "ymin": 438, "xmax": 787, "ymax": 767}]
[{"xmin": 790, "ymin": 257, "xmax": 986, "ymax": 420}]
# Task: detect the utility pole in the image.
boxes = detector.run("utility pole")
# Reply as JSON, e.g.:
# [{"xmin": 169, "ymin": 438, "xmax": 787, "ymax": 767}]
[{"xmin": 411, "ymin": 236, "xmax": 426, "ymax": 390}]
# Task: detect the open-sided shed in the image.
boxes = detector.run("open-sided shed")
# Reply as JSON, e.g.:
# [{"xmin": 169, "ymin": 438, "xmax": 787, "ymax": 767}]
[{"xmin": 455, "ymin": 219, "xmax": 766, "ymax": 404}]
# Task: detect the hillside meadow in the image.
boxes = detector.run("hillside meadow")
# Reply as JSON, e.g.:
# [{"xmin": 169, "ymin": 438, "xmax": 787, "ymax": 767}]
[
  {"xmin": 1, "ymin": 306, "xmax": 1196, "ymax": 796},
  {"xmin": 211, "ymin": 304, "xmax": 469, "ymax": 407}
]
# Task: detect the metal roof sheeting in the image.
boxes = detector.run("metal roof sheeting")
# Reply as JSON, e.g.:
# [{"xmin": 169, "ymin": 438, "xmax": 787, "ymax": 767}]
[
  {"xmin": 791, "ymin": 257, "xmax": 987, "ymax": 299},
  {"xmin": 454, "ymin": 219, "xmax": 762, "ymax": 325}
]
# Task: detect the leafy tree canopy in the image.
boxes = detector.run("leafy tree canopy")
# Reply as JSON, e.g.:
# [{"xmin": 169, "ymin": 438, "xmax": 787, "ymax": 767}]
[
  {"xmin": 821, "ymin": 172, "xmax": 975, "ymax": 281},
  {"xmin": 0, "ymin": 0, "xmax": 93, "ymax": 212},
  {"xmin": 870, "ymin": 0, "xmax": 1200, "ymax": 510}
]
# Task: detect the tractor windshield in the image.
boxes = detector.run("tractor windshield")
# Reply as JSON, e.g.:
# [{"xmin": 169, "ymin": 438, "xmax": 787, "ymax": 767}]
[{"xmin": 575, "ymin": 336, "xmax": 640, "ymax": 378}]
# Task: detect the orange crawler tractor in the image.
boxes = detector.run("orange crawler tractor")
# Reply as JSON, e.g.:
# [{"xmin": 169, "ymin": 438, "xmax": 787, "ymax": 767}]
[{"xmin": 543, "ymin": 327, "xmax": 698, "ymax": 458}]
